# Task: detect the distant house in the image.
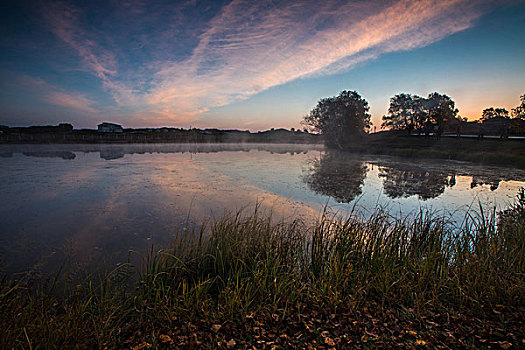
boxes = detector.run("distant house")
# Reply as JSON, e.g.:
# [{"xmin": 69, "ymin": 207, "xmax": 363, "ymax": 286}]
[{"xmin": 97, "ymin": 122, "xmax": 123, "ymax": 133}]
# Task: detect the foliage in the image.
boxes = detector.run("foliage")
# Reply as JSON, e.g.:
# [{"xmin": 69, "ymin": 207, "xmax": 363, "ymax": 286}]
[
  {"xmin": 303, "ymin": 90, "xmax": 370, "ymax": 148},
  {"xmin": 382, "ymin": 92, "xmax": 458, "ymax": 131},
  {"xmin": 382, "ymin": 93, "xmax": 421, "ymax": 131},
  {"xmin": 481, "ymin": 107, "xmax": 510, "ymax": 120},
  {"xmin": 1, "ymin": 192, "xmax": 524, "ymax": 348},
  {"xmin": 425, "ymin": 92, "xmax": 459, "ymax": 126},
  {"xmin": 511, "ymin": 93, "xmax": 525, "ymax": 118}
]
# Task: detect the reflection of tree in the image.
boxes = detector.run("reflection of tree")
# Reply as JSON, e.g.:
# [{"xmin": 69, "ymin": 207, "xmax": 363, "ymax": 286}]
[
  {"xmin": 303, "ymin": 152, "xmax": 368, "ymax": 203},
  {"xmin": 22, "ymin": 151, "xmax": 75, "ymax": 160},
  {"xmin": 379, "ymin": 166, "xmax": 453, "ymax": 200},
  {"xmin": 470, "ymin": 176, "xmax": 501, "ymax": 191},
  {"xmin": 99, "ymin": 150, "xmax": 124, "ymax": 160}
]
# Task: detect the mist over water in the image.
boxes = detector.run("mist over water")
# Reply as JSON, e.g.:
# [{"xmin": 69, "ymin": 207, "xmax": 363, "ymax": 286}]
[{"xmin": 1, "ymin": 143, "xmax": 524, "ymax": 276}]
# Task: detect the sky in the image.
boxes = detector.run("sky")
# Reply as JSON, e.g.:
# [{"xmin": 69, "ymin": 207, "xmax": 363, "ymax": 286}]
[{"xmin": 1, "ymin": 0, "xmax": 524, "ymax": 130}]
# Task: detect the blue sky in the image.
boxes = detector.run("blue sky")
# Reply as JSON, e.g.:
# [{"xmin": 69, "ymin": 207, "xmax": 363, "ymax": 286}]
[{"xmin": 1, "ymin": 0, "xmax": 524, "ymax": 130}]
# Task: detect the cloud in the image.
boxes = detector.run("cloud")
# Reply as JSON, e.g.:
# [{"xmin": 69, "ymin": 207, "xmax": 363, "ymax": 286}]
[
  {"xmin": 18, "ymin": 75, "xmax": 98, "ymax": 113},
  {"xmin": 42, "ymin": 1, "xmax": 136, "ymax": 106},
  {"xmin": 42, "ymin": 91, "xmax": 98, "ymax": 113},
  {"xmin": 147, "ymin": 0, "xmax": 494, "ymax": 118},
  {"xmin": 43, "ymin": 0, "xmax": 497, "ymax": 123}
]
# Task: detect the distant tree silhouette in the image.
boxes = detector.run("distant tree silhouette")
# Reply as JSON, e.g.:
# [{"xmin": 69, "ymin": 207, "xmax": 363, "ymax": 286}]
[
  {"xmin": 426, "ymin": 92, "xmax": 459, "ymax": 128},
  {"xmin": 303, "ymin": 91, "xmax": 370, "ymax": 148},
  {"xmin": 382, "ymin": 93, "xmax": 422, "ymax": 133},
  {"xmin": 302, "ymin": 151, "xmax": 368, "ymax": 203},
  {"xmin": 382, "ymin": 92, "xmax": 457, "ymax": 133},
  {"xmin": 481, "ymin": 107, "xmax": 510, "ymax": 120},
  {"xmin": 512, "ymin": 93, "xmax": 525, "ymax": 118}
]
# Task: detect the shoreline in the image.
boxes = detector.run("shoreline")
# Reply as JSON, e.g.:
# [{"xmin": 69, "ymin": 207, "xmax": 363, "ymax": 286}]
[
  {"xmin": 1, "ymin": 195, "xmax": 523, "ymax": 348},
  {"xmin": 2, "ymin": 134, "xmax": 525, "ymax": 169}
]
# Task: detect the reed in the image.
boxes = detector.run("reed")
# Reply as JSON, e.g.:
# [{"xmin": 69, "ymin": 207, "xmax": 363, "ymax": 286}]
[{"xmin": 1, "ymin": 189, "xmax": 523, "ymax": 348}]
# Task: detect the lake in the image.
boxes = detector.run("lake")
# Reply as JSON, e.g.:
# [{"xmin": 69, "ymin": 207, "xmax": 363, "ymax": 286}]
[{"xmin": 1, "ymin": 143, "xmax": 524, "ymax": 276}]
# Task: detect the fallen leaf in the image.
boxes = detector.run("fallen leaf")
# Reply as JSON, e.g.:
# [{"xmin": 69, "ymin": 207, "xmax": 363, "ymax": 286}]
[
  {"xmin": 132, "ymin": 341, "xmax": 151, "ymax": 350},
  {"xmin": 226, "ymin": 339, "xmax": 236, "ymax": 349},
  {"xmin": 499, "ymin": 341, "xmax": 512, "ymax": 349},
  {"xmin": 159, "ymin": 334, "xmax": 172, "ymax": 343},
  {"xmin": 324, "ymin": 337, "xmax": 336, "ymax": 346},
  {"xmin": 211, "ymin": 324, "xmax": 222, "ymax": 333}
]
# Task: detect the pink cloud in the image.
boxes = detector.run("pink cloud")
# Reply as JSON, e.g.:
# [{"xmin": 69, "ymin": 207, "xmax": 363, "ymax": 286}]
[
  {"xmin": 43, "ymin": 91, "xmax": 98, "ymax": 113},
  {"xmin": 42, "ymin": 0, "xmax": 499, "ymax": 124},
  {"xmin": 42, "ymin": 1, "xmax": 136, "ymax": 106},
  {"xmin": 17, "ymin": 75, "xmax": 98, "ymax": 113},
  {"xmin": 147, "ymin": 0, "xmax": 495, "ymax": 119}
]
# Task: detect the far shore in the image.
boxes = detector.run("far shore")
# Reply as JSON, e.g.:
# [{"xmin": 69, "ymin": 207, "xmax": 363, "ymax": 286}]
[{"xmin": 2, "ymin": 128, "xmax": 524, "ymax": 169}]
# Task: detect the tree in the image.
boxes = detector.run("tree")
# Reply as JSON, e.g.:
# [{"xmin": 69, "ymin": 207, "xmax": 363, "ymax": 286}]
[
  {"xmin": 381, "ymin": 92, "xmax": 458, "ymax": 133},
  {"xmin": 382, "ymin": 93, "xmax": 415, "ymax": 131},
  {"xmin": 481, "ymin": 108, "xmax": 496, "ymax": 120},
  {"xmin": 303, "ymin": 90, "xmax": 370, "ymax": 148},
  {"xmin": 426, "ymin": 92, "xmax": 458, "ymax": 127},
  {"xmin": 481, "ymin": 107, "xmax": 509, "ymax": 120},
  {"xmin": 512, "ymin": 93, "xmax": 525, "ymax": 118},
  {"xmin": 382, "ymin": 93, "xmax": 427, "ymax": 132}
]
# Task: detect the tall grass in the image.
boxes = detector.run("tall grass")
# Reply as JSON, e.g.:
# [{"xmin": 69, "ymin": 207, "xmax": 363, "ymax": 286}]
[{"xmin": 1, "ymin": 190, "xmax": 524, "ymax": 348}]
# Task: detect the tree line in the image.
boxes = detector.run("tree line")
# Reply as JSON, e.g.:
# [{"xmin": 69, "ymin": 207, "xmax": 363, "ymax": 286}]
[
  {"xmin": 381, "ymin": 92, "xmax": 458, "ymax": 134},
  {"xmin": 303, "ymin": 91, "xmax": 525, "ymax": 146}
]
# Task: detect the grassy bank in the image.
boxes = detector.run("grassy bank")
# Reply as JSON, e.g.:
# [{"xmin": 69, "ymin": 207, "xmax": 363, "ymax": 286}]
[
  {"xmin": 1, "ymin": 191, "xmax": 524, "ymax": 349},
  {"xmin": 344, "ymin": 133, "xmax": 525, "ymax": 169}
]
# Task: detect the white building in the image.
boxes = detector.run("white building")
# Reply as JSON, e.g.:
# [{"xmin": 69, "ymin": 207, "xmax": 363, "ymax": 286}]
[{"xmin": 97, "ymin": 122, "xmax": 123, "ymax": 133}]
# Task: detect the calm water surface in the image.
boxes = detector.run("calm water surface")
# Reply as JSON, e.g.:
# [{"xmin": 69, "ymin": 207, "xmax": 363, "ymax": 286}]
[{"xmin": 1, "ymin": 143, "xmax": 524, "ymax": 275}]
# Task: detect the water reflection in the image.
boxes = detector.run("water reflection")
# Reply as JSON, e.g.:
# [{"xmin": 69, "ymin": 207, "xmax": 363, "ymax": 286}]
[
  {"xmin": 8, "ymin": 143, "xmax": 323, "ymax": 159},
  {"xmin": 378, "ymin": 166, "xmax": 453, "ymax": 200},
  {"xmin": 302, "ymin": 150, "xmax": 525, "ymax": 202},
  {"xmin": 1, "ymin": 144, "xmax": 524, "ymax": 277},
  {"xmin": 22, "ymin": 151, "xmax": 76, "ymax": 160},
  {"xmin": 99, "ymin": 150, "xmax": 125, "ymax": 160},
  {"xmin": 470, "ymin": 176, "xmax": 500, "ymax": 191},
  {"xmin": 303, "ymin": 152, "xmax": 367, "ymax": 203}
]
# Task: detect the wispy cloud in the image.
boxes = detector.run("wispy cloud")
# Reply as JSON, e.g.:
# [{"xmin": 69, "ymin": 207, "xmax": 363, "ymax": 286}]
[
  {"xmin": 43, "ymin": 91, "xmax": 98, "ymax": 113},
  {"xmin": 147, "ymin": 0, "xmax": 494, "ymax": 119},
  {"xmin": 19, "ymin": 76, "xmax": 98, "ymax": 113},
  {"xmin": 42, "ymin": 1, "xmax": 136, "ymax": 106},
  {"xmin": 43, "ymin": 0, "xmax": 497, "ymax": 123}
]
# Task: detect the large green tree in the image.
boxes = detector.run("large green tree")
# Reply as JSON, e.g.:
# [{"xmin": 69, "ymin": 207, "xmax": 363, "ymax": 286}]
[{"xmin": 303, "ymin": 90, "xmax": 370, "ymax": 148}]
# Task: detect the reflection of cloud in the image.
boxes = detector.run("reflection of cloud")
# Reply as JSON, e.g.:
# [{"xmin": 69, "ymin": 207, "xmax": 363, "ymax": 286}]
[
  {"xmin": 43, "ymin": 0, "xmax": 495, "ymax": 121},
  {"xmin": 149, "ymin": 156, "xmax": 320, "ymax": 222}
]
